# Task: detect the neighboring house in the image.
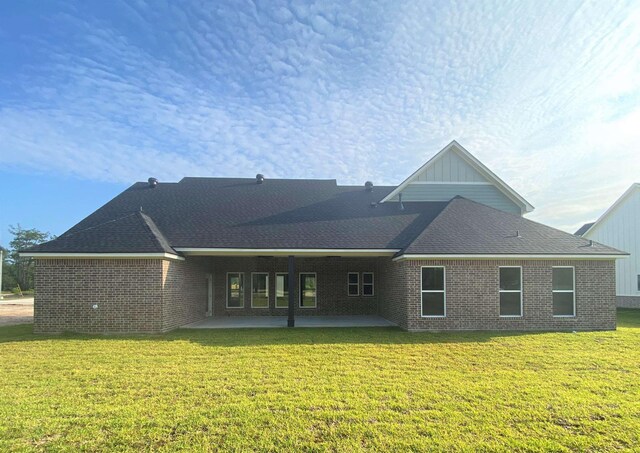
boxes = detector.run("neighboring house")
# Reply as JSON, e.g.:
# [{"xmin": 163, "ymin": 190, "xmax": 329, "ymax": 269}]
[
  {"xmin": 575, "ymin": 183, "xmax": 640, "ymax": 308},
  {"xmin": 22, "ymin": 141, "xmax": 625, "ymax": 333}
]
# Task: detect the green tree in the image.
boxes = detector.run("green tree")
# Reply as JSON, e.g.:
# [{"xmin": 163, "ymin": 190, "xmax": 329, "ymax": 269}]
[
  {"xmin": 8, "ymin": 225, "xmax": 52, "ymax": 290},
  {"xmin": 1, "ymin": 245, "xmax": 17, "ymax": 292}
]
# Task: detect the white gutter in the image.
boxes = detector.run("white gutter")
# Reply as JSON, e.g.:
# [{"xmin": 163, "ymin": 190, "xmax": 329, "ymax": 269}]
[
  {"xmin": 19, "ymin": 252, "xmax": 184, "ymax": 261},
  {"xmin": 174, "ymin": 248, "xmax": 401, "ymax": 257},
  {"xmin": 393, "ymin": 254, "xmax": 627, "ymax": 262}
]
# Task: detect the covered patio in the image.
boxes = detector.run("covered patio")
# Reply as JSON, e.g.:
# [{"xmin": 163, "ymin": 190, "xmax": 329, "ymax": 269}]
[{"xmin": 183, "ymin": 315, "xmax": 396, "ymax": 329}]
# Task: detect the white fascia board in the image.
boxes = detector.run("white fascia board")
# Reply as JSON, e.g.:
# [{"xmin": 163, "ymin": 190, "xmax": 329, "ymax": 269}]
[
  {"xmin": 174, "ymin": 248, "xmax": 401, "ymax": 257},
  {"xmin": 393, "ymin": 253, "xmax": 627, "ymax": 262},
  {"xmin": 19, "ymin": 252, "xmax": 184, "ymax": 261},
  {"xmin": 582, "ymin": 183, "xmax": 640, "ymax": 237},
  {"xmin": 379, "ymin": 140, "xmax": 535, "ymax": 213}
]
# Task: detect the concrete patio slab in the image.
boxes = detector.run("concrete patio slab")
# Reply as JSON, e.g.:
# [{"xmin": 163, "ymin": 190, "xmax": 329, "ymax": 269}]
[{"xmin": 183, "ymin": 315, "xmax": 395, "ymax": 329}]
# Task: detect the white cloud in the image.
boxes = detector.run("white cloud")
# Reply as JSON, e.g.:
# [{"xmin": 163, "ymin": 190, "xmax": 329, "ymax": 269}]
[{"xmin": 1, "ymin": 0, "xmax": 639, "ymax": 231}]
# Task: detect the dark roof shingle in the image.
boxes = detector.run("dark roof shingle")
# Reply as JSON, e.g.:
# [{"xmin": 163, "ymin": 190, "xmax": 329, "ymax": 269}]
[
  {"xmin": 574, "ymin": 222, "xmax": 595, "ymax": 236},
  {"xmin": 30, "ymin": 210, "xmax": 175, "ymax": 254},
  {"xmin": 25, "ymin": 178, "xmax": 626, "ymax": 257},
  {"xmin": 403, "ymin": 197, "xmax": 622, "ymax": 255}
]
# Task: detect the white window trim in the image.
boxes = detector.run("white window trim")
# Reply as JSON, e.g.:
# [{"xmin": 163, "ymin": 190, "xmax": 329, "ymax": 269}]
[
  {"xmin": 499, "ymin": 266, "xmax": 523, "ymax": 318},
  {"xmin": 347, "ymin": 272, "xmax": 359, "ymax": 296},
  {"xmin": 250, "ymin": 272, "xmax": 269, "ymax": 309},
  {"xmin": 362, "ymin": 272, "xmax": 375, "ymax": 297},
  {"xmin": 552, "ymin": 266, "xmax": 576, "ymax": 318},
  {"xmin": 275, "ymin": 272, "xmax": 289, "ymax": 308},
  {"xmin": 299, "ymin": 272, "xmax": 317, "ymax": 308},
  {"xmin": 421, "ymin": 266, "xmax": 446, "ymax": 318},
  {"xmin": 226, "ymin": 272, "xmax": 244, "ymax": 309}
]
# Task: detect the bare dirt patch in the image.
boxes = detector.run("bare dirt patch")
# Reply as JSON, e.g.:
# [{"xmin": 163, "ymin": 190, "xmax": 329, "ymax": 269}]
[{"xmin": 0, "ymin": 303, "xmax": 34, "ymax": 326}]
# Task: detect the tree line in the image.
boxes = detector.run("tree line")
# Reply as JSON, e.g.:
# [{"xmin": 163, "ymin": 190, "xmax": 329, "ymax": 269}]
[{"xmin": 1, "ymin": 225, "xmax": 52, "ymax": 292}]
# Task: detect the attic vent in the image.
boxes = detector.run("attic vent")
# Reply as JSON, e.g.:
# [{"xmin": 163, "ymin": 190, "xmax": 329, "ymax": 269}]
[
  {"xmin": 365, "ymin": 181, "xmax": 373, "ymax": 192},
  {"xmin": 148, "ymin": 177, "xmax": 158, "ymax": 188},
  {"xmin": 256, "ymin": 174, "xmax": 264, "ymax": 184}
]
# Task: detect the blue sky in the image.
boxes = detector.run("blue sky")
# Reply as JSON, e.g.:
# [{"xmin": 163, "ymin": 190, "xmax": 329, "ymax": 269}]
[{"xmin": 1, "ymin": 0, "xmax": 640, "ymax": 247}]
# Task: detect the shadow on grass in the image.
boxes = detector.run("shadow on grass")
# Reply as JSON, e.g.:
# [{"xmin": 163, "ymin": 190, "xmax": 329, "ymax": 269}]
[
  {"xmin": 0, "ymin": 326, "xmax": 608, "ymax": 347},
  {"xmin": 617, "ymin": 308, "xmax": 640, "ymax": 328},
  {"xmin": 2, "ymin": 309, "xmax": 638, "ymax": 347}
]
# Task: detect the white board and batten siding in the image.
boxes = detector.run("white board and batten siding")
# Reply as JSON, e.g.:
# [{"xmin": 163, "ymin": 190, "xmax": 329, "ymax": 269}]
[
  {"xmin": 583, "ymin": 184, "xmax": 640, "ymax": 298},
  {"xmin": 394, "ymin": 184, "xmax": 522, "ymax": 215},
  {"xmin": 384, "ymin": 141, "xmax": 530, "ymax": 216}
]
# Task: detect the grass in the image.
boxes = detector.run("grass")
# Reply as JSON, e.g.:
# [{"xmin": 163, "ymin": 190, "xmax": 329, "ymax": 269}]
[{"xmin": 1, "ymin": 311, "xmax": 639, "ymax": 451}]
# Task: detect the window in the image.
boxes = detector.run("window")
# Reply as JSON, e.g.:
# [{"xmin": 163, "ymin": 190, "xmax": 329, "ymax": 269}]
[
  {"xmin": 363, "ymin": 272, "xmax": 374, "ymax": 296},
  {"xmin": 499, "ymin": 267, "xmax": 522, "ymax": 317},
  {"xmin": 275, "ymin": 273, "xmax": 289, "ymax": 308},
  {"xmin": 553, "ymin": 267, "xmax": 575, "ymax": 317},
  {"xmin": 421, "ymin": 267, "xmax": 445, "ymax": 317},
  {"xmin": 226, "ymin": 273, "xmax": 244, "ymax": 308},
  {"xmin": 299, "ymin": 273, "xmax": 317, "ymax": 308},
  {"xmin": 637, "ymin": 274, "xmax": 640, "ymax": 292},
  {"xmin": 347, "ymin": 272, "xmax": 359, "ymax": 296},
  {"xmin": 251, "ymin": 273, "xmax": 269, "ymax": 308}
]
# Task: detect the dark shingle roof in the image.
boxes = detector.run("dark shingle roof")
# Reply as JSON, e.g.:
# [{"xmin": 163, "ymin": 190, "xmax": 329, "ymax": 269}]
[
  {"xmin": 26, "ymin": 178, "xmax": 626, "ymax": 256},
  {"xmin": 28, "ymin": 178, "xmax": 448, "ymax": 252},
  {"xmin": 30, "ymin": 211, "xmax": 175, "ymax": 254},
  {"xmin": 403, "ymin": 197, "xmax": 622, "ymax": 255},
  {"xmin": 574, "ymin": 222, "xmax": 595, "ymax": 236}
]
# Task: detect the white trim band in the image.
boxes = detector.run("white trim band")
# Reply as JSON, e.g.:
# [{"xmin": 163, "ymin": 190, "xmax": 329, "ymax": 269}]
[
  {"xmin": 19, "ymin": 252, "xmax": 184, "ymax": 261},
  {"xmin": 174, "ymin": 248, "xmax": 401, "ymax": 257},
  {"xmin": 394, "ymin": 254, "xmax": 626, "ymax": 262}
]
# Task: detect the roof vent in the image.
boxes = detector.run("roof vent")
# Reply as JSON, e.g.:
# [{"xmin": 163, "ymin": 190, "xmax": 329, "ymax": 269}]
[
  {"xmin": 398, "ymin": 192, "xmax": 405, "ymax": 211},
  {"xmin": 365, "ymin": 181, "xmax": 373, "ymax": 192},
  {"xmin": 256, "ymin": 174, "xmax": 264, "ymax": 184},
  {"xmin": 148, "ymin": 177, "xmax": 158, "ymax": 188},
  {"xmin": 588, "ymin": 239, "xmax": 593, "ymax": 247},
  {"xmin": 370, "ymin": 202, "xmax": 378, "ymax": 208}
]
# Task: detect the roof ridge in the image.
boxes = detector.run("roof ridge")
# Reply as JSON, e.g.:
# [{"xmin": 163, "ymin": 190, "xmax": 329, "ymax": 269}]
[
  {"xmin": 59, "ymin": 212, "xmax": 138, "ymax": 238},
  {"xmin": 447, "ymin": 196, "xmax": 600, "ymax": 240},
  {"xmin": 137, "ymin": 211, "xmax": 176, "ymax": 254},
  {"xmin": 400, "ymin": 196, "xmax": 627, "ymax": 256},
  {"xmin": 397, "ymin": 197, "xmax": 459, "ymax": 255}
]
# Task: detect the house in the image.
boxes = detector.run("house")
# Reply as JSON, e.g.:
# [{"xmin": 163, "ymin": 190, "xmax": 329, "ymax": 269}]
[
  {"xmin": 22, "ymin": 141, "xmax": 625, "ymax": 333},
  {"xmin": 575, "ymin": 183, "xmax": 639, "ymax": 308}
]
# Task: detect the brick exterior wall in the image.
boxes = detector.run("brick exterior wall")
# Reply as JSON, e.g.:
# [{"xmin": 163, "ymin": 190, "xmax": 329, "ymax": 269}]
[
  {"xmin": 377, "ymin": 258, "xmax": 408, "ymax": 329},
  {"xmin": 33, "ymin": 256, "xmax": 617, "ymax": 333},
  {"xmin": 33, "ymin": 257, "xmax": 209, "ymax": 334},
  {"xmin": 400, "ymin": 259, "xmax": 617, "ymax": 331},
  {"xmin": 209, "ymin": 257, "xmax": 379, "ymax": 316},
  {"xmin": 161, "ymin": 257, "xmax": 210, "ymax": 331},
  {"xmin": 617, "ymin": 296, "xmax": 640, "ymax": 308},
  {"xmin": 34, "ymin": 259, "xmax": 164, "ymax": 333}
]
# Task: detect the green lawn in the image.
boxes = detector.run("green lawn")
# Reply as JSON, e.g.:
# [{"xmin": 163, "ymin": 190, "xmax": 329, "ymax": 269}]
[{"xmin": 1, "ymin": 312, "xmax": 639, "ymax": 451}]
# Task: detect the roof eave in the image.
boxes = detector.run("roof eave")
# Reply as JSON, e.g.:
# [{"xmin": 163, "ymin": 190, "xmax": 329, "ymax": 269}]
[
  {"xmin": 392, "ymin": 253, "xmax": 628, "ymax": 262},
  {"xmin": 174, "ymin": 248, "xmax": 401, "ymax": 257},
  {"xmin": 19, "ymin": 252, "xmax": 185, "ymax": 261}
]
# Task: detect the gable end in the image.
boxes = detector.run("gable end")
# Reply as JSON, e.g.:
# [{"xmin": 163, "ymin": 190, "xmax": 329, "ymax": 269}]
[{"xmin": 380, "ymin": 141, "xmax": 533, "ymax": 215}]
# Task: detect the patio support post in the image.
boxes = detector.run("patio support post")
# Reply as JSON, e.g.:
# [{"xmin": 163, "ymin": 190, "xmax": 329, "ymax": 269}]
[{"xmin": 287, "ymin": 255, "xmax": 295, "ymax": 327}]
